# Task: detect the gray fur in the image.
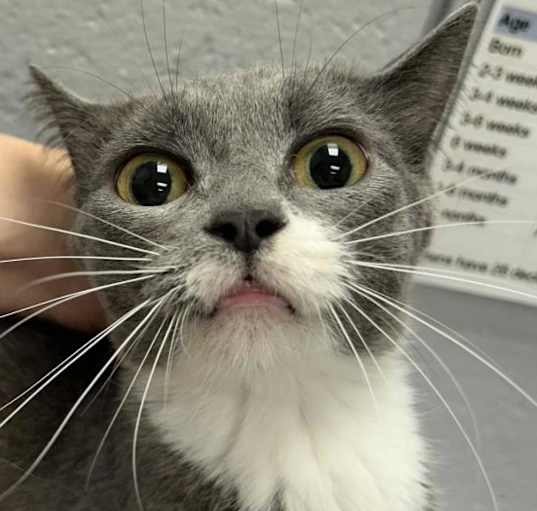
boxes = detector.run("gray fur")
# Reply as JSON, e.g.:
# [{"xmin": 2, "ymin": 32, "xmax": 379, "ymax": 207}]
[{"xmin": 1, "ymin": 4, "xmax": 476, "ymax": 510}]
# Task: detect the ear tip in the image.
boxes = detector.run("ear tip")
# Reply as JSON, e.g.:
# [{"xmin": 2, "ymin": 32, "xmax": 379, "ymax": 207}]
[
  {"xmin": 431, "ymin": 1, "xmax": 478, "ymax": 46},
  {"xmin": 449, "ymin": 1, "xmax": 479, "ymax": 26},
  {"xmin": 459, "ymin": 1, "xmax": 479, "ymax": 12},
  {"xmin": 28, "ymin": 64, "xmax": 54, "ymax": 88},
  {"xmin": 28, "ymin": 64, "xmax": 43, "ymax": 78}
]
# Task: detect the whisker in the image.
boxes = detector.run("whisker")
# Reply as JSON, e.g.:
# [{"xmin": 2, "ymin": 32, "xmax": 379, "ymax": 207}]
[
  {"xmin": 0, "ymin": 456, "xmax": 78, "ymax": 498},
  {"xmin": 132, "ymin": 309, "xmax": 176, "ymax": 511},
  {"xmin": 327, "ymin": 304, "xmax": 379, "ymax": 412},
  {"xmin": 341, "ymin": 281, "xmax": 481, "ymax": 446},
  {"xmin": 83, "ymin": 284, "xmax": 186, "ymax": 415},
  {"xmin": 361, "ymin": 276, "xmax": 501, "ymax": 369},
  {"xmin": 351, "ymin": 278, "xmax": 503, "ymax": 370},
  {"xmin": 306, "ymin": 6, "xmax": 417, "ymax": 95},
  {"xmin": 0, "ymin": 255, "xmax": 148, "ymax": 265},
  {"xmin": 344, "ymin": 249, "xmax": 387, "ymax": 263},
  {"xmin": 133, "ymin": 265, "xmax": 177, "ymax": 272},
  {"xmin": 337, "ymin": 290, "xmax": 498, "ymax": 511},
  {"xmin": 335, "ymin": 172, "xmax": 500, "ymax": 241},
  {"xmin": 85, "ymin": 293, "xmax": 176, "ymax": 487},
  {"xmin": 274, "ymin": 0, "xmax": 285, "ymax": 79},
  {"xmin": 346, "ymin": 259, "xmax": 537, "ymax": 311},
  {"xmin": 0, "ymin": 276, "xmax": 140, "ymax": 321},
  {"xmin": 0, "ymin": 297, "xmax": 168, "ymax": 502},
  {"xmin": 161, "ymin": 0, "xmax": 174, "ymax": 95},
  {"xmin": 35, "ymin": 65, "xmax": 134, "ymax": 100},
  {"xmin": 342, "ymin": 265, "xmax": 500, "ymax": 368},
  {"xmin": 19, "ymin": 269, "xmax": 164, "ymax": 292},
  {"xmin": 333, "ymin": 301, "xmax": 386, "ymax": 381},
  {"xmin": 0, "ymin": 298, "xmax": 155, "ymax": 423},
  {"xmin": 0, "ymin": 275, "xmax": 154, "ymax": 340},
  {"xmin": 332, "ymin": 204, "xmax": 372, "ymax": 230},
  {"xmin": 140, "ymin": 0, "xmax": 167, "ymax": 100},
  {"xmin": 0, "ymin": 215, "xmax": 159, "ymax": 256},
  {"xmin": 345, "ymin": 220, "xmax": 537, "ymax": 246},
  {"xmin": 301, "ymin": 29, "xmax": 313, "ymax": 84},
  {"xmin": 41, "ymin": 200, "xmax": 169, "ymax": 252},
  {"xmin": 178, "ymin": 301, "xmax": 193, "ymax": 356},
  {"xmin": 173, "ymin": 38, "xmax": 184, "ymax": 96},
  {"xmin": 343, "ymin": 269, "xmax": 537, "ymax": 410},
  {"xmin": 290, "ymin": 0, "xmax": 305, "ymax": 103},
  {"xmin": 163, "ymin": 309, "xmax": 185, "ymax": 407},
  {"xmin": 80, "ymin": 295, "xmax": 170, "ymax": 417}
]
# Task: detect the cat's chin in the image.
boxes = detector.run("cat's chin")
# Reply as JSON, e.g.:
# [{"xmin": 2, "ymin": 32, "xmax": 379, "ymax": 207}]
[{"xmin": 215, "ymin": 299, "xmax": 294, "ymax": 317}]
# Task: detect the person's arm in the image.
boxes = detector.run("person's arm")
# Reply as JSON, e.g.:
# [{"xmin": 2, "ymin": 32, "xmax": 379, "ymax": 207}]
[{"xmin": 0, "ymin": 134, "xmax": 106, "ymax": 332}]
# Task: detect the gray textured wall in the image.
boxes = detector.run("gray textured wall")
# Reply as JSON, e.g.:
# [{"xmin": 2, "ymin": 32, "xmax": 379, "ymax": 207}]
[
  {"xmin": 2, "ymin": 1, "xmax": 536, "ymax": 511},
  {"xmin": 0, "ymin": 0, "xmax": 432, "ymax": 139}
]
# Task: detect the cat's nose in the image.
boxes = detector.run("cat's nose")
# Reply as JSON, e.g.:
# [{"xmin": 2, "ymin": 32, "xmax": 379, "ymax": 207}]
[{"xmin": 205, "ymin": 209, "xmax": 287, "ymax": 253}]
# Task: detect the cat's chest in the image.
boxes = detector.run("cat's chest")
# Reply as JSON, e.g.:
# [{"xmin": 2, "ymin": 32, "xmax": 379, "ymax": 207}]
[{"xmin": 142, "ymin": 352, "xmax": 428, "ymax": 511}]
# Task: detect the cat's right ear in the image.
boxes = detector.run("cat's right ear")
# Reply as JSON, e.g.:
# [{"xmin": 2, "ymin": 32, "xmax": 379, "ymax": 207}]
[{"xmin": 28, "ymin": 66, "xmax": 110, "ymax": 173}]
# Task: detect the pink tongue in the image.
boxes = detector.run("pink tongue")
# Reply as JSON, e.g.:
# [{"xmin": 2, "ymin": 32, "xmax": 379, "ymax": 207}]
[{"xmin": 219, "ymin": 285, "xmax": 288, "ymax": 310}]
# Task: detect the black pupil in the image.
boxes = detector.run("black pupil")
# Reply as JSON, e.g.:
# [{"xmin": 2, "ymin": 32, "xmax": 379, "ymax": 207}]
[
  {"xmin": 131, "ymin": 160, "xmax": 172, "ymax": 206},
  {"xmin": 309, "ymin": 143, "xmax": 351, "ymax": 189}
]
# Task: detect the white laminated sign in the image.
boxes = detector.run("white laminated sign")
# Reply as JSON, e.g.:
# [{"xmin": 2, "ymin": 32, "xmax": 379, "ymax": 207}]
[{"xmin": 422, "ymin": 0, "xmax": 537, "ymax": 305}]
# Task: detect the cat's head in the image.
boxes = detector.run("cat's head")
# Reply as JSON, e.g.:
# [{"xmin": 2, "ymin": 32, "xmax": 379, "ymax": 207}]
[{"xmin": 29, "ymin": 5, "xmax": 476, "ymax": 376}]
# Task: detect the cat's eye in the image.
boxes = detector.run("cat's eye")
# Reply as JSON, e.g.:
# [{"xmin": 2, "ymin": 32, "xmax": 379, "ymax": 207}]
[
  {"xmin": 293, "ymin": 136, "xmax": 368, "ymax": 189},
  {"xmin": 116, "ymin": 153, "xmax": 188, "ymax": 206}
]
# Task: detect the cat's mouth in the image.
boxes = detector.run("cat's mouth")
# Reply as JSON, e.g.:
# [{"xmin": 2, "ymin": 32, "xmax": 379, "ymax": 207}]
[{"xmin": 213, "ymin": 276, "xmax": 295, "ymax": 316}]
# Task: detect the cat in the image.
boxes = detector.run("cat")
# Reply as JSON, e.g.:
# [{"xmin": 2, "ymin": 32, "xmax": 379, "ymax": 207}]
[{"xmin": 0, "ymin": 3, "xmax": 477, "ymax": 510}]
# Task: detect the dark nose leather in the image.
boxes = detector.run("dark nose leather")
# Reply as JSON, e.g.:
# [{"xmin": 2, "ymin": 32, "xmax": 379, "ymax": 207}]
[{"xmin": 205, "ymin": 209, "xmax": 287, "ymax": 253}]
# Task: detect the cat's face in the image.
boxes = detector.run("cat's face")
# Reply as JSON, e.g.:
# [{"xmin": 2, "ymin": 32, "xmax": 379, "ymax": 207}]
[{"xmin": 30, "ymin": 6, "xmax": 476, "ymax": 375}]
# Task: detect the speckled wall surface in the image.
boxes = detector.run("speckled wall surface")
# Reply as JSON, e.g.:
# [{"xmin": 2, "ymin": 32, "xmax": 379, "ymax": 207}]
[
  {"xmin": 0, "ymin": 0, "xmax": 430, "ymax": 139},
  {"xmin": 1, "ymin": 1, "xmax": 536, "ymax": 511}
]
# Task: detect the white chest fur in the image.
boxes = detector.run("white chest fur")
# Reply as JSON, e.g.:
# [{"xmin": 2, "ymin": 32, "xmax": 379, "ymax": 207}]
[{"xmin": 143, "ymin": 349, "xmax": 429, "ymax": 511}]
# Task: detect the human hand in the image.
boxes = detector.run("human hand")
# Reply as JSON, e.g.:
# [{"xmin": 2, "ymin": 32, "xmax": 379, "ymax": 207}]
[{"xmin": 0, "ymin": 134, "xmax": 106, "ymax": 332}]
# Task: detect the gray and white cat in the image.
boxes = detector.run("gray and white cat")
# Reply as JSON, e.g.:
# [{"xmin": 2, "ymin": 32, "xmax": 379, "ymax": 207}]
[{"xmin": 0, "ymin": 4, "xmax": 476, "ymax": 510}]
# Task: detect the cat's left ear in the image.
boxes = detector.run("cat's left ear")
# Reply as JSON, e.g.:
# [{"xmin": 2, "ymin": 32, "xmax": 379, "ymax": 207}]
[
  {"xmin": 28, "ymin": 66, "xmax": 113, "ymax": 173},
  {"xmin": 371, "ymin": 2, "xmax": 478, "ymax": 166}
]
